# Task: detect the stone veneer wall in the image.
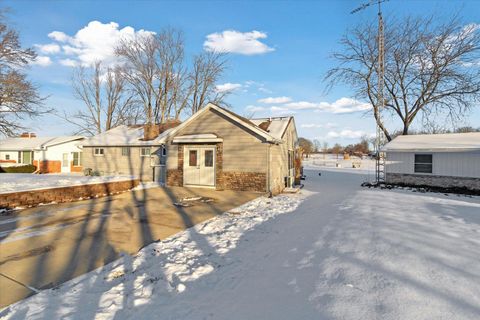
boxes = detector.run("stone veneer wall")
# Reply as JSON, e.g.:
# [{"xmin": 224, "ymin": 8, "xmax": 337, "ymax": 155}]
[
  {"xmin": 386, "ymin": 173, "xmax": 480, "ymax": 191},
  {"xmin": 166, "ymin": 142, "xmax": 267, "ymax": 192},
  {"xmin": 218, "ymin": 172, "xmax": 267, "ymax": 192},
  {"xmin": 166, "ymin": 144, "xmax": 184, "ymax": 187},
  {"xmin": 0, "ymin": 179, "xmax": 139, "ymax": 209}
]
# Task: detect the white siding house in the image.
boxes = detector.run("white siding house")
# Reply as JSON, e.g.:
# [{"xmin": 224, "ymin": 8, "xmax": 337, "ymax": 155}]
[
  {"xmin": 0, "ymin": 135, "xmax": 85, "ymax": 173},
  {"xmin": 382, "ymin": 133, "xmax": 480, "ymax": 191}
]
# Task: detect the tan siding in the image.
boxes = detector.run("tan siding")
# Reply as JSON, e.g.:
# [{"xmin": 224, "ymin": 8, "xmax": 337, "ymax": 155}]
[
  {"xmin": 83, "ymin": 146, "xmax": 157, "ymax": 181},
  {"xmin": 270, "ymin": 120, "xmax": 296, "ymax": 194},
  {"xmin": 167, "ymin": 109, "xmax": 268, "ymax": 173}
]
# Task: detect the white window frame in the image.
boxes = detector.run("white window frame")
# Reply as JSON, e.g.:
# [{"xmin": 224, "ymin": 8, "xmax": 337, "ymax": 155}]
[
  {"xmin": 5, "ymin": 154, "xmax": 10, "ymax": 160},
  {"xmin": 121, "ymin": 147, "xmax": 130, "ymax": 156},
  {"xmin": 94, "ymin": 148, "xmax": 105, "ymax": 157},
  {"xmin": 140, "ymin": 147, "xmax": 151, "ymax": 157},
  {"xmin": 72, "ymin": 152, "xmax": 82, "ymax": 166},
  {"xmin": 414, "ymin": 154, "xmax": 433, "ymax": 174}
]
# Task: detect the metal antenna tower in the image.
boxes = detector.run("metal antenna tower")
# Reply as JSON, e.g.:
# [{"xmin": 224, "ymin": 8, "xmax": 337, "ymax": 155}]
[{"xmin": 351, "ymin": 0, "xmax": 388, "ymax": 184}]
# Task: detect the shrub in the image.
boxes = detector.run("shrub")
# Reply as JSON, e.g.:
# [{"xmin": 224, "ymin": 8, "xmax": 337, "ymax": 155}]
[{"xmin": 0, "ymin": 164, "xmax": 36, "ymax": 173}]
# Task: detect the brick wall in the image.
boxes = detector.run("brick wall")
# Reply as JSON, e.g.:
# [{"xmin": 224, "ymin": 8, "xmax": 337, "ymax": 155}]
[
  {"xmin": 0, "ymin": 179, "xmax": 140, "ymax": 209},
  {"xmin": 0, "ymin": 160, "xmax": 16, "ymax": 163},
  {"xmin": 33, "ymin": 160, "xmax": 61, "ymax": 173},
  {"xmin": 70, "ymin": 161, "xmax": 83, "ymax": 173},
  {"xmin": 386, "ymin": 173, "xmax": 480, "ymax": 191}
]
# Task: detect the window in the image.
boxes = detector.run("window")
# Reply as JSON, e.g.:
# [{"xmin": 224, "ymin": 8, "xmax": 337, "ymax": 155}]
[
  {"xmin": 5, "ymin": 154, "xmax": 9, "ymax": 160},
  {"xmin": 162, "ymin": 146, "xmax": 167, "ymax": 157},
  {"xmin": 414, "ymin": 154, "xmax": 432, "ymax": 173},
  {"xmin": 22, "ymin": 151, "xmax": 33, "ymax": 164},
  {"xmin": 140, "ymin": 147, "xmax": 151, "ymax": 157},
  {"xmin": 121, "ymin": 147, "xmax": 130, "ymax": 156},
  {"xmin": 94, "ymin": 148, "xmax": 104, "ymax": 156},
  {"xmin": 205, "ymin": 150, "xmax": 213, "ymax": 167},
  {"xmin": 62, "ymin": 153, "xmax": 69, "ymax": 167},
  {"xmin": 189, "ymin": 150, "xmax": 197, "ymax": 166},
  {"xmin": 72, "ymin": 152, "xmax": 81, "ymax": 166},
  {"xmin": 288, "ymin": 150, "xmax": 294, "ymax": 170}
]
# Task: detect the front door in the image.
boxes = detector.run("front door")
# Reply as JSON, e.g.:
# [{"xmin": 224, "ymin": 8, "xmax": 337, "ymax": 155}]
[
  {"xmin": 183, "ymin": 146, "xmax": 215, "ymax": 187},
  {"xmin": 61, "ymin": 153, "xmax": 70, "ymax": 173}
]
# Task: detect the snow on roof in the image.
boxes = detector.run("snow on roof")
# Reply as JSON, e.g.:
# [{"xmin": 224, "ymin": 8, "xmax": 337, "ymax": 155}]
[
  {"xmin": 250, "ymin": 117, "xmax": 292, "ymax": 140},
  {"xmin": 0, "ymin": 136, "xmax": 84, "ymax": 151},
  {"xmin": 82, "ymin": 125, "xmax": 172, "ymax": 146},
  {"xmin": 382, "ymin": 132, "xmax": 480, "ymax": 152}
]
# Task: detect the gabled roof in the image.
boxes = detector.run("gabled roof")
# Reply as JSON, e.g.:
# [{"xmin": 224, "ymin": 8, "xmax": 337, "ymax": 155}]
[
  {"xmin": 82, "ymin": 125, "xmax": 172, "ymax": 147},
  {"xmin": 382, "ymin": 132, "xmax": 480, "ymax": 152},
  {"xmin": 158, "ymin": 103, "xmax": 282, "ymax": 144},
  {"xmin": 0, "ymin": 136, "xmax": 84, "ymax": 151},
  {"xmin": 250, "ymin": 117, "xmax": 294, "ymax": 140}
]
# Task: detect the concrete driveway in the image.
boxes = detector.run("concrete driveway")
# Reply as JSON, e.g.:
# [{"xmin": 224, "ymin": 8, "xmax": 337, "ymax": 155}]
[{"xmin": 0, "ymin": 186, "xmax": 261, "ymax": 307}]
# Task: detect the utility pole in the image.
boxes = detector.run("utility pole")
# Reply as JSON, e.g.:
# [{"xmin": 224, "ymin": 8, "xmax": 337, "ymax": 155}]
[{"xmin": 351, "ymin": 0, "xmax": 388, "ymax": 184}]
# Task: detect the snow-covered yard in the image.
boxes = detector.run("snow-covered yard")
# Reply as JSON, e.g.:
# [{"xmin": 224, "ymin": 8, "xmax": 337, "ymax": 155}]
[
  {"xmin": 0, "ymin": 174, "xmax": 138, "ymax": 194},
  {"xmin": 1, "ymin": 169, "xmax": 479, "ymax": 319}
]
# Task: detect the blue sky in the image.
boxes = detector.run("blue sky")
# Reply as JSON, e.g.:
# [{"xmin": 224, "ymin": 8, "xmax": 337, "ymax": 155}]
[{"xmin": 5, "ymin": 0, "xmax": 480, "ymax": 145}]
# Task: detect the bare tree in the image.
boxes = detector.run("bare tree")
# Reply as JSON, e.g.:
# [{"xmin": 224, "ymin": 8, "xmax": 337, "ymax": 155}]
[
  {"xmin": 66, "ymin": 61, "xmax": 138, "ymax": 135},
  {"xmin": 0, "ymin": 9, "xmax": 47, "ymax": 136},
  {"xmin": 188, "ymin": 51, "xmax": 229, "ymax": 115},
  {"xmin": 116, "ymin": 28, "xmax": 229, "ymax": 123},
  {"xmin": 325, "ymin": 15, "xmax": 480, "ymax": 141}
]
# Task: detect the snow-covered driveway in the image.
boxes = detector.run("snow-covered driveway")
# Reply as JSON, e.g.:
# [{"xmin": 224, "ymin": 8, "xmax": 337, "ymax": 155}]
[{"xmin": 2, "ymin": 169, "xmax": 480, "ymax": 319}]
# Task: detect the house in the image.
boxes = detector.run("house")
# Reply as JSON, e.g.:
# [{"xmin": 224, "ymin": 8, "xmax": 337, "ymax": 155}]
[
  {"xmin": 0, "ymin": 133, "xmax": 85, "ymax": 173},
  {"xmin": 82, "ymin": 103, "xmax": 298, "ymax": 194},
  {"xmin": 382, "ymin": 132, "xmax": 480, "ymax": 191}
]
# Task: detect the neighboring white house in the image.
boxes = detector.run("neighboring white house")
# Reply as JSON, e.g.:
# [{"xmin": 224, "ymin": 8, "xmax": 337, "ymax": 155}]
[
  {"xmin": 382, "ymin": 132, "xmax": 480, "ymax": 191},
  {"xmin": 0, "ymin": 134, "xmax": 85, "ymax": 173}
]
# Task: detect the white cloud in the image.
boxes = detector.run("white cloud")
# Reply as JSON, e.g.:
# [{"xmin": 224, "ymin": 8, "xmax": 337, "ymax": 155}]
[
  {"xmin": 268, "ymin": 97, "xmax": 372, "ymax": 114},
  {"xmin": 270, "ymin": 106, "xmax": 296, "ymax": 115},
  {"xmin": 258, "ymin": 96, "xmax": 291, "ymax": 104},
  {"xmin": 215, "ymin": 83, "xmax": 243, "ymax": 93},
  {"xmin": 42, "ymin": 21, "xmax": 155, "ymax": 67},
  {"xmin": 245, "ymin": 105, "xmax": 266, "ymax": 113},
  {"xmin": 301, "ymin": 122, "xmax": 337, "ymax": 129},
  {"xmin": 59, "ymin": 58, "xmax": 78, "ymax": 67},
  {"xmin": 30, "ymin": 56, "xmax": 52, "ymax": 67},
  {"xmin": 327, "ymin": 130, "xmax": 373, "ymax": 139},
  {"xmin": 284, "ymin": 101, "xmax": 318, "ymax": 110},
  {"xmin": 48, "ymin": 31, "xmax": 70, "ymax": 42},
  {"xmin": 35, "ymin": 43, "xmax": 61, "ymax": 54},
  {"xmin": 204, "ymin": 30, "xmax": 274, "ymax": 55}
]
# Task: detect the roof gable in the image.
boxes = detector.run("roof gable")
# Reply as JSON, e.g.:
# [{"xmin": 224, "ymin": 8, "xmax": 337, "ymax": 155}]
[{"xmin": 160, "ymin": 103, "xmax": 281, "ymax": 143}]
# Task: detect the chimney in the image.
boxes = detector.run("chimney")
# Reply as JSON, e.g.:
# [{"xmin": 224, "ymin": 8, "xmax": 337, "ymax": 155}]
[
  {"xmin": 143, "ymin": 120, "xmax": 182, "ymax": 141},
  {"xmin": 143, "ymin": 124, "xmax": 160, "ymax": 141},
  {"xmin": 20, "ymin": 132, "xmax": 37, "ymax": 138}
]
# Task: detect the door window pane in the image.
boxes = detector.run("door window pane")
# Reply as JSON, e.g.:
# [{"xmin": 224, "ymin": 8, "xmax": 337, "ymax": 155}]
[
  {"xmin": 205, "ymin": 150, "xmax": 213, "ymax": 167},
  {"xmin": 189, "ymin": 150, "xmax": 197, "ymax": 166}
]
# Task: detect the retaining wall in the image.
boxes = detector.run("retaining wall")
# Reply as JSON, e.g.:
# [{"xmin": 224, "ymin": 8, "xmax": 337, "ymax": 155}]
[{"xmin": 0, "ymin": 179, "xmax": 140, "ymax": 209}]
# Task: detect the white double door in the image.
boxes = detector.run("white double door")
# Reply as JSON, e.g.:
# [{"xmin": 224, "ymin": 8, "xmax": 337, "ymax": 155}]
[{"xmin": 183, "ymin": 146, "xmax": 215, "ymax": 187}]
